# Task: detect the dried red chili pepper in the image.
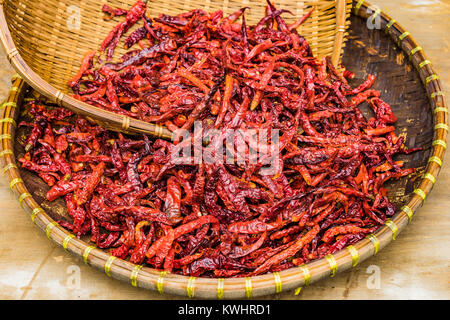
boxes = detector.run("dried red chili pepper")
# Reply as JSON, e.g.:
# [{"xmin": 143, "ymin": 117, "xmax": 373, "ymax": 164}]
[
  {"xmin": 228, "ymin": 219, "xmax": 281, "ymax": 234},
  {"xmin": 75, "ymin": 162, "xmax": 105, "ymax": 206},
  {"xmin": 322, "ymin": 224, "xmax": 375, "ymax": 243},
  {"xmin": 164, "ymin": 176, "xmax": 182, "ymax": 224},
  {"xmin": 215, "ymin": 74, "xmax": 234, "ymax": 128},
  {"xmin": 345, "ymin": 74, "xmax": 375, "ymax": 95},
  {"xmin": 100, "ymin": 0, "xmax": 148, "ymax": 60},
  {"xmin": 68, "ymin": 51, "xmax": 96, "ymax": 88},
  {"xmin": 65, "ymin": 193, "xmax": 86, "ymax": 237},
  {"xmin": 252, "ymin": 224, "xmax": 320, "ymax": 275},
  {"xmin": 18, "ymin": 0, "xmax": 422, "ymax": 277},
  {"xmin": 102, "ymin": 4, "xmax": 127, "ymax": 21}
]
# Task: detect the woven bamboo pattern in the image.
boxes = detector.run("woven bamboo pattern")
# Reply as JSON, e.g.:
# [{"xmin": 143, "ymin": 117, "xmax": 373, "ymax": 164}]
[
  {"xmin": 0, "ymin": 1, "xmax": 447, "ymax": 298},
  {"xmin": 0, "ymin": 0, "xmax": 351, "ymax": 137}
]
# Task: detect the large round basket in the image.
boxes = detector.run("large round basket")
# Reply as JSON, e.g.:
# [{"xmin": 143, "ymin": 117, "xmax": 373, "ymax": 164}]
[
  {"xmin": 0, "ymin": 1, "xmax": 447, "ymax": 298},
  {"xmin": 0, "ymin": 0, "xmax": 352, "ymax": 138}
]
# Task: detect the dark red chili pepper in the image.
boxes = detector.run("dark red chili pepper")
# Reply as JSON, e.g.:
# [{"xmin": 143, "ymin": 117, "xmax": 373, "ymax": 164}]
[
  {"xmin": 215, "ymin": 74, "xmax": 234, "ymax": 128},
  {"xmin": 228, "ymin": 219, "xmax": 281, "ymax": 234},
  {"xmin": 252, "ymin": 224, "xmax": 320, "ymax": 275},
  {"xmin": 229, "ymin": 232, "xmax": 267, "ymax": 258},
  {"xmin": 245, "ymin": 39, "xmax": 273, "ymax": 62},
  {"xmin": 130, "ymin": 223, "xmax": 154, "ymax": 264},
  {"xmin": 351, "ymin": 89, "xmax": 380, "ymax": 106},
  {"xmin": 100, "ymin": 0, "xmax": 148, "ymax": 60},
  {"xmin": 68, "ymin": 51, "xmax": 96, "ymax": 87},
  {"xmin": 345, "ymin": 74, "xmax": 375, "ymax": 95},
  {"xmin": 75, "ymin": 162, "xmax": 105, "ymax": 206},
  {"xmin": 102, "ymin": 4, "xmax": 127, "ymax": 21},
  {"xmin": 39, "ymin": 140, "xmax": 72, "ymax": 179},
  {"xmin": 24, "ymin": 121, "xmax": 44, "ymax": 152},
  {"xmin": 173, "ymin": 252, "xmax": 203, "ymax": 269},
  {"xmin": 19, "ymin": 158, "xmax": 59, "ymax": 173},
  {"xmin": 288, "ymin": 6, "xmax": 315, "ymax": 31},
  {"xmin": 46, "ymin": 179, "xmax": 79, "ymax": 201},
  {"xmin": 65, "ymin": 193, "xmax": 87, "ymax": 237},
  {"xmin": 164, "ymin": 176, "xmax": 182, "ymax": 224},
  {"xmin": 322, "ymin": 225, "xmax": 374, "ymax": 243},
  {"xmin": 369, "ymin": 97, "xmax": 398, "ymax": 124},
  {"xmin": 125, "ymin": 27, "xmax": 148, "ymax": 49},
  {"xmin": 176, "ymin": 72, "xmax": 225, "ymax": 140}
]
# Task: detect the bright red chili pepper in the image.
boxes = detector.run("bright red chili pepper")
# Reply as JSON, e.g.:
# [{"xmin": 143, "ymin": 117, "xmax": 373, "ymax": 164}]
[
  {"xmin": 75, "ymin": 162, "xmax": 105, "ymax": 206},
  {"xmin": 252, "ymin": 224, "xmax": 320, "ymax": 275},
  {"xmin": 68, "ymin": 51, "xmax": 96, "ymax": 87}
]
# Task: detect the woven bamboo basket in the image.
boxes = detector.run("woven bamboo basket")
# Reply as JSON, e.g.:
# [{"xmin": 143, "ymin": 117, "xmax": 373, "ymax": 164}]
[
  {"xmin": 0, "ymin": 0, "xmax": 447, "ymax": 298},
  {"xmin": 0, "ymin": 0, "xmax": 352, "ymax": 138}
]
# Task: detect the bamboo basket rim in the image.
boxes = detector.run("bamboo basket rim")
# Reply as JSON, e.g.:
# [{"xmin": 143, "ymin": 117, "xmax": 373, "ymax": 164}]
[
  {"xmin": 0, "ymin": 0, "xmax": 350, "ymax": 139},
  {"xmin": 0, "ymin": 1, "xmax": 448, "ymax": 299}
]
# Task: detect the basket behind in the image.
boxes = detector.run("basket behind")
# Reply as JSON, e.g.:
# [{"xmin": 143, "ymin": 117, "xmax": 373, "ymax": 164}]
[{"xmin": 2, "ymin": 0, "xmax": 351, "ymax": 94}]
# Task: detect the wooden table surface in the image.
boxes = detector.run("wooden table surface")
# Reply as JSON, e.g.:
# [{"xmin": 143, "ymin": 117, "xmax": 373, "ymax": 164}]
[{"xmin": 0, "ymin": 0, "xmax": 448, "ymax": 300}]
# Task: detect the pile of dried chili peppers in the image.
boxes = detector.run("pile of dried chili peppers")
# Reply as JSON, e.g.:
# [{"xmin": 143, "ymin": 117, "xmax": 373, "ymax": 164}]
[{"xmin": 18, "ymin": 0, "xmax": 421, "ymax": 277}]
